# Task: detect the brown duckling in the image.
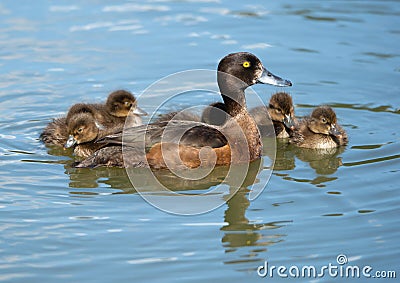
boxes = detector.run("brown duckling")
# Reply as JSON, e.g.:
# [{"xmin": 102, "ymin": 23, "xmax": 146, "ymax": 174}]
[
  {"xmin": 64, "ymin": 113, "xmax": 125, "ymax": 158},
  {"xmin": 75, "ymin": 52, "xmax": 292, "ymax": 168},
  {"xmin": 40, "ymin": 90, "xmax": 146, "ymax": 147},
  {"xmin": 104, "ymin": 90, "xmax": 147, "ymax": 127},
  {"xmin": 39, "ymin": 116, "xmax": 69, "ymax": 147},
  {"xmin": 290, "ymin": 106, "xmax": 347, "ymax": 149},
  {"xmin": 250, "ymin": 92, "xmax": 295, "ymax": 138}
]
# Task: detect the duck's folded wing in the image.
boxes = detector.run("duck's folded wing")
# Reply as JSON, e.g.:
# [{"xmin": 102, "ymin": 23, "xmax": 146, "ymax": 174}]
[{"xmin": 97, "ymin": 120, "xmax": 228, "ymax": 149}]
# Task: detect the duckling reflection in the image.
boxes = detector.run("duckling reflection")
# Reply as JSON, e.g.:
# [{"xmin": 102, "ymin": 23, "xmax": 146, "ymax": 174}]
[
  {"xmin": 294, "ymin": 146, "xmax": 345, "ymax": 176},
  {"xmin": 262, "ymin": 137, "xmax": 296, "ymax": 171},
  {"xmin": 65, "ymin": 164, "xmax": 134, "ymax": 193}
]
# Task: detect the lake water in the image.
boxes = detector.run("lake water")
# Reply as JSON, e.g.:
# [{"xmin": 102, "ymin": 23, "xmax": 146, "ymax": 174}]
[{"xmin": 0, "ymin": 0, "xmax": 399, "ymax": 282}]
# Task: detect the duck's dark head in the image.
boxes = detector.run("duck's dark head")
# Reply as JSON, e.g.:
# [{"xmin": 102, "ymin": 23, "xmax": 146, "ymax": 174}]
[
  {"xmin": 106, "ymin": 90, "xmax": 147, "ymax": 118},
  {"xmin": 217, "ymin": 52, "xmax": 292, "ymax": 89},
  {"xmin": 268, "ymin": 92, "xmax": 295, "ymax": 129},
  {"xmin": 217, "ymin": 52, "xmax": 292, "ymax": 116},
  {"xmin": 308, "ymin": 106, "xmax": 340, "ymax": 136},
  {"xmin": 64, "ymin": 113, "xmax": 100, "ymax": 148}
]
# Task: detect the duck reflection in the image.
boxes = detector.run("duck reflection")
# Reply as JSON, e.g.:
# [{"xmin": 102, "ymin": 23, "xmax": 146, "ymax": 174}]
[
  {"xmin": 221, "ymin": 186, "xmax": 290, "ymax": 266},
  {"xmin": 64, "ymin": 154, "xmax": 265, "ymax": 200}
]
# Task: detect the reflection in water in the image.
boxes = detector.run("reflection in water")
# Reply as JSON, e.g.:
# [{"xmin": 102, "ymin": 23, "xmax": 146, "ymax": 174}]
[
  {"xmin": 264, "ymin": 139, "xmax": 295, "ymax": 171},
  {"xmin": 263, "ymin": 133, "xmax": 344, "ymax": 187},
  {"xmin": 293, "ymin": 146, "xmax": 344, "ymax": 175},
  {"xmin": 221, "ymin": 187, "xmax": 290, "ymax": 267},
  {"xmin": 275, "ymin": 146, "xmax": 344, "ymax": 188},
  {"xmin": 66, "ymin": 165, "xmax": 134, "ymax": 193},
  {"xmin": 64, "ymin": 155, "xmax": 268, "ymax": 214}
]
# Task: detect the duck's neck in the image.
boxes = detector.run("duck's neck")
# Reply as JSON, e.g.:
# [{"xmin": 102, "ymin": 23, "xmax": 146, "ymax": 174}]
[
  {"xmin": 220, "ymin": 88, "xmax": 262, "ymax": 162},
  {"xmin": 218, "ymin": 78, "xmax": 247, "ymax": 117},
  {"xmin": 221, "ymin": 92, "xmax": 246, "ymax": 117}
]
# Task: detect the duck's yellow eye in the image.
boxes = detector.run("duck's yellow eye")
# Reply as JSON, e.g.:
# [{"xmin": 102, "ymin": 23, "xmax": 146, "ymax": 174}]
[{"xmin": 243, "ymin": 61, "xmax": 251, "ymax": 68}]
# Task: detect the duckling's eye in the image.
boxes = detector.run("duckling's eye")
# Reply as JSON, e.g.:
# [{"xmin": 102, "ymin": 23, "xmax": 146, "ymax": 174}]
[
  {"xmin": 321, "ymin": 118, "xmax": 327, "ymax": 123},
  {"xmin": 124, "ymin": 101, "xmax": 131, "ymax": 107},
  {"xmin": 242, "ymin": 61, "xmax": 251, "ymax": 68},
  {"xmin": 78, "ymin": 128, "xmax": 83, "ymax": 133},
  {"xmin": 275, "ymin": 109, "xmax": 282, "ymax": 114}
]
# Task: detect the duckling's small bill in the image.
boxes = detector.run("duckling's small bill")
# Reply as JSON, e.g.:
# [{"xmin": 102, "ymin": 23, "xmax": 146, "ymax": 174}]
[{"xmin": 65, "ymin": 135, "xmax": 77, "ymax": 148}]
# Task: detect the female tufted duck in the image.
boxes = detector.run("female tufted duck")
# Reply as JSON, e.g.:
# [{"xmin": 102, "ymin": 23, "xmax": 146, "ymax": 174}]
[{"xmin": 76, "ymin": 52, "xmax": 292, "ymax": 168}]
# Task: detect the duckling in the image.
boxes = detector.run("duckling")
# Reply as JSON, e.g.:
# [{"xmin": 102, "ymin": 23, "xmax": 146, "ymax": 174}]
[
  {"xmin": 75, "ymin": 52, "xmax": 292, "ymax": 168},
  {"xmin": 39, "ymin": 116, "xmax": 69, "ymax": 147},
  {"xmin": 290, "ymin": 106, "xmax": 347, "ymax": 149},
  {"xmin": 250, "ymin": 92, "xmax": 295, "ymax": 138},
  {"xmin": 64, "ymin": 113, "xmax": 125, "ymax": 158},
  {"xmin": 104, "ymin": 89, "xmax": 147, "ymax": 127},
  {"xmin": 40, "ymin": 90, "xmax": 146, "ymax": 147}
]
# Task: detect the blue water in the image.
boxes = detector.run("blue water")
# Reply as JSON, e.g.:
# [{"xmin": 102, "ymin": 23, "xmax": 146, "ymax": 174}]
[{"xmin": 0, "ymin": 0, "xmax": 399, "ymax": 282}]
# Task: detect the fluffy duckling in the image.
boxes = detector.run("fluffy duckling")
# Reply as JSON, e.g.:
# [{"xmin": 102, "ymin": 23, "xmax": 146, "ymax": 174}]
[
  {"xmin": 40, "ymin": 90, "xmax": 146, "ymax": 147},
  {"xmin": 250, "ymin": 92, "xmax": 295, "ymax": 138},
  {"xmin": 39, "ymin": 116, "xmax": 69, "ymax": 147},
  {"xmin": 64, "ymin": 113, "xmax": 124, "ymax": 158},
  {"xmin": 105, "ymin": 90, "xmax": 147, "ymax": 126},
  {"xmin": 290, "ymin": 106, "xmax": 347, "ymax": 149}
]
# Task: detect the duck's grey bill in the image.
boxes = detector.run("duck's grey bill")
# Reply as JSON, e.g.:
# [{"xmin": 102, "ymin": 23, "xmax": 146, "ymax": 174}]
[
  {"xmin": 257, "ymin": 67, "xmax": 292, "ymax": 87},
  {"xmin": 64, "ymin": 135, "xmax": 77, "ymax": 148}
]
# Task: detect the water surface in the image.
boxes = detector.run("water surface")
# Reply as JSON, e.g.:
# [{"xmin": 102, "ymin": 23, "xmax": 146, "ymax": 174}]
[{"xmin": 0, "ymin": 0, "xmax": 399, "ymax": 282}]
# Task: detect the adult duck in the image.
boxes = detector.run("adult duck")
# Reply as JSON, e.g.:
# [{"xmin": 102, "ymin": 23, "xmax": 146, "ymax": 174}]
[{"xmin": 76, "ymin": 52, "xmax": 292, "ymax": 168}]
